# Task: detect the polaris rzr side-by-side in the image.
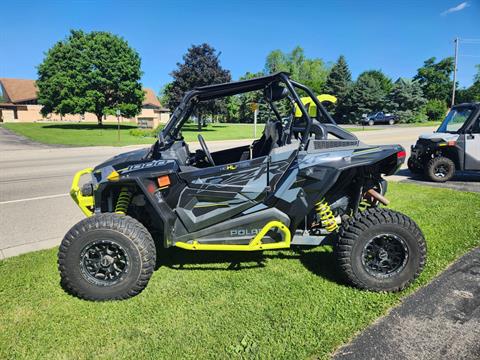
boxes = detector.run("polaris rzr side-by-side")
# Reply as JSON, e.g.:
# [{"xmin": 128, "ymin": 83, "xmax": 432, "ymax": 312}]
[
  {"xmin": 59, "ymin": 72, "xmax": 426, "ymax": 301},
  {"xmin": 408, "ymin": 103, "xmax": 480, "ymax": 182}
]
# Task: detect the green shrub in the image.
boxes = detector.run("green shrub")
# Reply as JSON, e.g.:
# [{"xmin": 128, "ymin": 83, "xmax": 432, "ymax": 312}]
[
  {"xmin": 395, "ymin": 110, "xmax": 427, "ymax": 124},
  {"xmin": 423, "ymin": 99, "xmax": 448, "ymax": 121},
  {"xmin": 129, "ymin": 128, "xmax": 156, "ymax": 137}
]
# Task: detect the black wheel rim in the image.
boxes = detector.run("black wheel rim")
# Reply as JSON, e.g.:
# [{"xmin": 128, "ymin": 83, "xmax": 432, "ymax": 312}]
[
  {"xmin": 361, "ymin": 234, "xmax": 408, "ymax": 278},
  {"xmin": 434, "ymin": 165, "xmax": 449, "ymax": 178},
  {"xmin": 80, "ymin": 240, "xmax": 129, "ymax": 286}
]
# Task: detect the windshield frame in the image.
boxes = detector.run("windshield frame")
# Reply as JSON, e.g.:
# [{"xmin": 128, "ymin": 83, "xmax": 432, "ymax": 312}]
[{"xmin": 437, "ymin": 105, "xmax": 476, "ymax": 133}]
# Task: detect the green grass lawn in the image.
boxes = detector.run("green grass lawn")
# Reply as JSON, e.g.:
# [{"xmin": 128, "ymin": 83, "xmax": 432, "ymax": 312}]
[
  {"xmin": 0, "ymin": 183, "xmax": 479, "ymax": 359},
  {"xmin": 398, "ymin": 120, "xmax": 441, "ymax": 128},
  {"xmin": 1, "ymin": 122, "xmax": 373, "ymax": 147}
]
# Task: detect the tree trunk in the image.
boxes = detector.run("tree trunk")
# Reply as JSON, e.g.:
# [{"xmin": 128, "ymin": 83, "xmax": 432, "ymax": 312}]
[
  {"xmin": 96, "ymin": 114, "xmax": 103, "ymax": 126},
  {"xmin": 197, "ymin": 111, "xmax": 202, "ymax": 131}
]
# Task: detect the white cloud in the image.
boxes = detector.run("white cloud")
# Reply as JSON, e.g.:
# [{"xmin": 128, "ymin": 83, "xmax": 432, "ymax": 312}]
[{"xmin": 441, "ymin": 2, "xmax": 470, "ymax": 16}]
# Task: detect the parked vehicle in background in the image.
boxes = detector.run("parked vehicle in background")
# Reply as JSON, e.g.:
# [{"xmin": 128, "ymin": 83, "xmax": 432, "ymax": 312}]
[
  {"xmin": 361, "ymin": 112, "xmax": 399, "ymax": 126},
  {"xmin": 408, "ymin": 103, "xmax": 480, "ymax": 182}
]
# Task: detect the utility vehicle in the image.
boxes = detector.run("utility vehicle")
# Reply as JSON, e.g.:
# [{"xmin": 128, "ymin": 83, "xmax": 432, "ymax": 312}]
[
  {"xmin": 59, "ymin": 72, "xmax": 426, "ymax": 301},
  {"xmin": 408, "ymin": 103, "xmax": 480, "ymax": 182}
]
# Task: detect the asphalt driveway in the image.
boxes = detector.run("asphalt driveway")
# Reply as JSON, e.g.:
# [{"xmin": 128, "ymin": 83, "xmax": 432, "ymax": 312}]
[
  {"xmin": 334, "ymin": 247, "xmax": 480, "ymax": 360},
  {"xmin": 396, "ymin": 169, "xmax": 480, "ymax": 193}
]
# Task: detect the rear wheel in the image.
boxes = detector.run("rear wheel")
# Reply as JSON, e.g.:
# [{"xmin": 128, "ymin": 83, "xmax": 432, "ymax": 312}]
[
  {"xmin": 58, "ymin": 213, "xmax": 156, "ymax": 301},
  {"xmin": 425, "ymin": 156, "xmax": 455, "ymax": 182},
  {"xmin": 335, "ymin": 208, "xmax": 426, "ymax": 292}
]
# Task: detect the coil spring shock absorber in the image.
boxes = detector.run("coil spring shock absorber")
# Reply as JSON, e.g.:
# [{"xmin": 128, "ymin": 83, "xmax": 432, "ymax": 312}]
[
  {"xmin": 315, "ymin": 199, "xmax": 338, "ymax": 232},
  {"xmin": 115, "ymin": 187, "xmax": 132, "ymax": 214}
]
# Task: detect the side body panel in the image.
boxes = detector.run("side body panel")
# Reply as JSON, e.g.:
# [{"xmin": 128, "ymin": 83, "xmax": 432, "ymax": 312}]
[{"xmin": 465, "ymin": 114, "xmax": 480, "ymax": 170}]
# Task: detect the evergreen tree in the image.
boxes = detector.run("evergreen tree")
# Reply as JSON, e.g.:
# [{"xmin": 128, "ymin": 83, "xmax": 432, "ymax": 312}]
[
  {"xmin": 388, "ymin": 78, "xmax": 427, "ymax": 123},
  {"xmin": 323, "ymin": 55, "xmax": 352, "ymax": 122},
  {"xmin": 346, "ymin": 73, "xmax": 388, "ymax": 122},
  {"xmin": 359, "ymin": 70, "xmax": 393, "ymax": 93}
]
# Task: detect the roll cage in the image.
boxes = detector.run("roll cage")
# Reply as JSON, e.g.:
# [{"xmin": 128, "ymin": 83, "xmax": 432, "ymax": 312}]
[{"xmin": 158, "ymin": 72, "xmax": 337, "ymax": 150}]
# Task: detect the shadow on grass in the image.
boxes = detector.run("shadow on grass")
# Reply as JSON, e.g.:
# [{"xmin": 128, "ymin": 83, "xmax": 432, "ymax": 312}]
[
  {"xmin": 43, "ymin": 124, "xmax": 137, "ymax": 130},
  {"xmin": 155, "ymin": 246, "xmax": 341, "ymax": 285}
]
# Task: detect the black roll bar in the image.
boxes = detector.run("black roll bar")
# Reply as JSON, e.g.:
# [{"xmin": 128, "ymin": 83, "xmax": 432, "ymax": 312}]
[
  {"xmin": 278, "ymin": 73, "xmax": 313, "ymax": 150},
  {"xmin": 290, "ymin": 80, "xmax": 337, "ymax": 126}
]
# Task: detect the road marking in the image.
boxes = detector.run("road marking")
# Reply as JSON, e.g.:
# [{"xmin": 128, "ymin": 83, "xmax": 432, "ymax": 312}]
[{"xmin": 0, "ymin": 193, "xmax": 69, "ymax": 205}]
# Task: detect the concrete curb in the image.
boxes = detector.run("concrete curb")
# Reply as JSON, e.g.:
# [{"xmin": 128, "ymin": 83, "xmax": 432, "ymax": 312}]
[{"xmin": 0, "ymin": 237, "xmax": 61, "ymax": 260}]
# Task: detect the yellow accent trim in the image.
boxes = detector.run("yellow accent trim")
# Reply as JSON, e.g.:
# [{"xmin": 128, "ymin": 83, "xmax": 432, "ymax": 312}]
[
  {"xmin": 174, "ymin": 221, "xmax": 291, "ymax": 251},
  {"xmin": 107, "ymin": 170, "xmax": 120, "ymax": 181},
  {"xmin": 70, "ymin": 168, "xmax": 94, "ymax": 217},
  {"xmin": 294, "ymin": 94, "xmax": 338, "ymax": 117}
]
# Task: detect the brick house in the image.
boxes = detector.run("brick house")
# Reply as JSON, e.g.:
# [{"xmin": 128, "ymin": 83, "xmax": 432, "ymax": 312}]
[{"xmin": 0, "ymin": 78, "xmax": 170, "ymax": 128}]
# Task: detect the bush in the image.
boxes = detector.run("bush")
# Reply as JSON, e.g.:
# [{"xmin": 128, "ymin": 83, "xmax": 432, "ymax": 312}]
[
  {"xmin": 396, "ymin": 110, "xmax": 427, "ymax": 124},
  {"xmin": 423, "ymin": 99, "xmax": 447, "ymax": 121},
  {"xmin": 129, "ymin": 128, "xmax": 156, "ymax": 137}
]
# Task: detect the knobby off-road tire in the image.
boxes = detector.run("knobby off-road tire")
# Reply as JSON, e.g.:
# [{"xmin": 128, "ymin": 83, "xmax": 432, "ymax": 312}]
[
  {"xmin": 335, "ymin": 208, "xmax": 426, "ymax": 292},
  {"xmin": 58, "ymin": 213, "xmax": 156, "ymax": 301},
  {"xmin": 425, "ymin": 156, "xmax": 455, "ymax": 183}
]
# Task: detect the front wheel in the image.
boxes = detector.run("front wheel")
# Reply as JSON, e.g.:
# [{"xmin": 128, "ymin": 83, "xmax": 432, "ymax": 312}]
[
  {"xmin": 425, "ymin": 156, "xmax": 455, "ymax": 182},
  {"xmin": 335, "ymin": 208, "xmax": 426, "ymax": 292},
  {"xmin": 58, "ymin": 213, "xmax": 156, "ymax": 301},
  {"xmin": 407, "ymin": 157, "xmax": 422, "ymax": 174},
  {"xmin": 388, "ymin": 119, "xmax": 395, "ymax": 125},
  {"xmin": 368, "ymin": 120, "xmax": 375, "ymax": 126}
]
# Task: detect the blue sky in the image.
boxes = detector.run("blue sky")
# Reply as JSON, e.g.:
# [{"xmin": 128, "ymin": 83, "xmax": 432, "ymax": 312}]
[{"xmin": 1, "ymin": 0, "xmax": 479, "ymax": 93}]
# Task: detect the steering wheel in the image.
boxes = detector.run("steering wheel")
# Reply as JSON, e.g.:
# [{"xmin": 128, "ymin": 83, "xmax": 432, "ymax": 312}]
[{"xmin": 198, "ymin": 134, "xmax": 215, "ymax": 166}]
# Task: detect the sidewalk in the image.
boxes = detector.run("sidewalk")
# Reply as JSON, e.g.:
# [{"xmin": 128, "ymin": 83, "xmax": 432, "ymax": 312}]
[{"xmin": 334, "ymin": 247, "xmax": 480, "ymax": 360}]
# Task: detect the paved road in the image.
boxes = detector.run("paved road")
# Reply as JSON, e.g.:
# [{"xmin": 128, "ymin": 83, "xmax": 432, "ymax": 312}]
[{"xmin": 0, "ymin": 124, "xmax": 469, "ymax": 259}]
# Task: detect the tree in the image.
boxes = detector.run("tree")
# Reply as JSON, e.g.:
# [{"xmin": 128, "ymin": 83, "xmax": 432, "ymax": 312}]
[
  {"xmin": 323, "ymin": 55, "xmax": 352, "ymax": 122},
  {"xmin": 423, "ymin": 99, "xmax": 448, "ymax": 121},
  {"xmin": 388, "ymin": 78, "xmax": 427, "ymax": 123},
  {"xmin": 158, "ymin": 83, "xmax": 172, "ymax": 109},
  {"xmin": 237, "ymin": 71, "xmax": 265, "ymax": 123},
  {"xmin": 265, "ymin": 46, "xmax": 328, "ymax": 94},
  {"xmin": 165, "ymin": 43, "xmax": 231, "ymax": 130},
  {"xmin": 450, "ymin": 65, "xmax": 480, "ymax": 104},
  {"xmin": 346, "ymin": 72, "xmax": 389, "ymax": 122},
  {"xmin": 37, "ymin": 30, "xmax": 144, "ymax": 125},
  {"xmin": 359, "ymin": 70, "xmax": 393, "ymax": 93},
  {"xmin": 413, "ymin": 57, "xmax": 454, "ymax": 104}
]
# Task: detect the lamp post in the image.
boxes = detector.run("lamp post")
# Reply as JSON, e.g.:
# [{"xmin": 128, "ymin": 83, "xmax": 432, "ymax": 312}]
[
  {"xmin": 250, "ymin": 103, "xmax": 259, "ymax": 137},
  {"xmin": 116, "ymin": 109, "xmax": 121, "ymax": 142}
]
